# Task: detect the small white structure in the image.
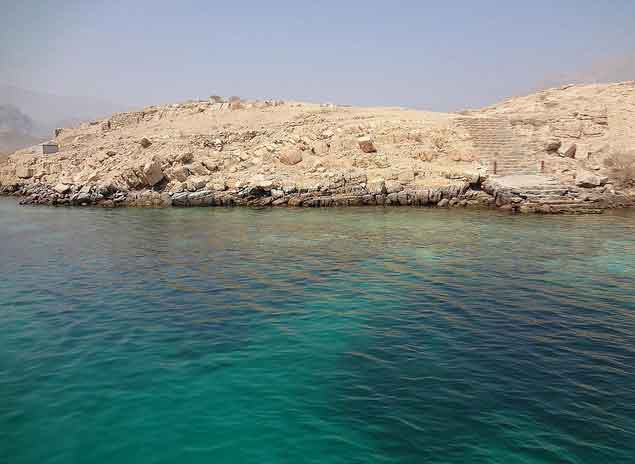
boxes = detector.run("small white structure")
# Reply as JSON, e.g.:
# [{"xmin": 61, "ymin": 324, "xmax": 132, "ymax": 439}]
[{"xmin": 35, "ymin": 142, "xmax": 59, "ymax": 155}]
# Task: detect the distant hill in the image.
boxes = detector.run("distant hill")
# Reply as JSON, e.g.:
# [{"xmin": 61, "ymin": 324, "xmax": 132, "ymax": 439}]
[
  {"xmin": 0, "ymin": 105, "xmax": 46, "ymax": 154},
  {"xmin": 0, "ymin": 84, "xmax": 131, "ymax": 137},
  {"xmin": 0, "ymin": 131, "xmax": 44, "ymax": 156},
  {"xmin": 0, "ymin": 104, "xmax": 36, "ymax": 134},
  {"xmin": 0, "ymin": 85, "xmax": 131, "ymax": 154}
]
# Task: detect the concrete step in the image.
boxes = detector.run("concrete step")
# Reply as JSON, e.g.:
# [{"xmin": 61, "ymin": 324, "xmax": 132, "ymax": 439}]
[
  {"xmin": 520, "ymin": 194, "xmax": 569, "ymax": 202},
  {"xmin": 497, "ymin": 170, "xmax": 539, "ymax": 175},
  {"xmin": 498, "ymin": 172, "xmax": 539, "ymax": 174},
  {"xmin": 516, "ymin": 188, "xmax": 568, "ymax": 195},
  {"xmin": 531, "ymin": 206, "xmax": 604, "ymax": 214},
  {"xmin": 536, "ymin": 199, "xmax": 595, "ymax": 206},
  {"xmin": 496, "ymin": 164, "xmax": 537, "ymax": 169},
  {"xmin": 524, "ymin": 202, "xmax": 604, "ymax": 214}
]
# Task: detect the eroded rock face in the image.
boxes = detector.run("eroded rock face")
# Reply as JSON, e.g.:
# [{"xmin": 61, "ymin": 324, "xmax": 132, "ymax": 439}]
[{"xmin": 2, "ymin": 81, "xmax": 634, "ymax": 212}]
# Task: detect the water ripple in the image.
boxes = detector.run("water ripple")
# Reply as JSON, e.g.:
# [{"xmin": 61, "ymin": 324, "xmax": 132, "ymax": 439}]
[{"xmin": 1, "ymin": 199, "xmax": 634, "ymax": 463}]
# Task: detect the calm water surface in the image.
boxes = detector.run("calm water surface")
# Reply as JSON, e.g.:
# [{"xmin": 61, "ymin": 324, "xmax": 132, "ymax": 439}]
[{"xmin": 1, "ymin": 198, "xmax": 634, "ymax": 463}]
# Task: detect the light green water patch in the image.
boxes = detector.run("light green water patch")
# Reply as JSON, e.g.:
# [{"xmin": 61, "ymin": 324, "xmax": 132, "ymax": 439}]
[{"xmin": 1, "ymin": 199, "xmax": 634, "ymax": 463}]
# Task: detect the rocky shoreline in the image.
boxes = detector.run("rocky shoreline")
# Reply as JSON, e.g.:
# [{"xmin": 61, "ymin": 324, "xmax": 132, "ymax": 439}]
[
  {"xmin": 2, "ymin": 82, "xmax": 633, "ymax": 214},
  {"xmin": 3, "ymin": 173, "xmax": 632, "ymax": 214},
  {"xmin": 0, "ymin": 177, "xmax": 483, "ymax": 208}
]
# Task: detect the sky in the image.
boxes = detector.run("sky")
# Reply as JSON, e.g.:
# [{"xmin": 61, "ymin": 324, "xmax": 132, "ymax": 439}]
[{"xmin": 1, "ymin": 0, "xmax": 634, "ymax": 111}]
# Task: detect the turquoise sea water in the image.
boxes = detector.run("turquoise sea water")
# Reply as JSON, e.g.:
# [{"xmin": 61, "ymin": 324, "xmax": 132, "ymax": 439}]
[{"xmin": 1, "ymin": 198, "xmax": 634, "ymax": 463}]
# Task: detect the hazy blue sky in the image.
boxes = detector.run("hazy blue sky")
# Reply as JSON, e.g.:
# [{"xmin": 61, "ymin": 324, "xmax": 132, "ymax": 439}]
[{"xmin": 1, "ymin": 0, "xmax": 634, "ymax": 111}]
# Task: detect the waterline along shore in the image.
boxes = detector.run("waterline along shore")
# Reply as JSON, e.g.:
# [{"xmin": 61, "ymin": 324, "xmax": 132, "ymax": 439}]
[{"xmin": 1, "ymin": 81, "xmax": 634, "ymax": 214}]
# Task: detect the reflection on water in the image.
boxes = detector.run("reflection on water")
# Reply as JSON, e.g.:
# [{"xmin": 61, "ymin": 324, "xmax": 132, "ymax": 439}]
[{"xmin": 1, "ymin": 199, "xmax": 634, "ymax": 464}]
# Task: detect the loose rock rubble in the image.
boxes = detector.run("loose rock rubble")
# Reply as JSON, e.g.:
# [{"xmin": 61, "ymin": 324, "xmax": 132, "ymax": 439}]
[{"xmin": 1, "ymin": 83, "xmax": 634, "ymax": 213}]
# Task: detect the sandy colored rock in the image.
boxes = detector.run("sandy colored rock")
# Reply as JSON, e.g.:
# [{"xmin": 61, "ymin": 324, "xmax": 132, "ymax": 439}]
[
  {"xmin": 139, "ymin": 137, "xmax": 152, "ymax": 148},
  {"xmin": 367, "ymin": 179, "xmax": 387, "ymax": 194},
  {"xmin": 357, "ymin": 136, "xmax": 377, "ymax": 153},
  {"xmin": 576, "ymin": 172, "xmax": 608, "ymax": 188},
  {"xmin": 16, "ymin": 167, "xmax": 33, "ymax": 178},
  {"xmin": 142, "ymin": 161, "xmax": 164, "ymax": 186},
  {"xmin": 563, "ymin": 144, "xmax": 577, "ymax": 158},
  {"xmin": 166, "ymin": 166, "xmax": 190, "ymax": 182},
  {"xmin": 187, "ymin": 162, "xmax": 209, "ymax": 176},
  {"xmin": 175, "ymin": 152, "xmax": 194, "ymax": 164},
  {"xmin": 53, "ymin": 183, "xmax": 70, "ymax": 194},
  {"xmin": 1, "ymin": 81, "xmax": 634, "ymax": 213},
  {"xmin": 279, "ymin": 149, "xmax": 303, "ymax": 166},
  {"xmin": 311, "ymin": 141, "xmax": 330, "ymax": 156}
]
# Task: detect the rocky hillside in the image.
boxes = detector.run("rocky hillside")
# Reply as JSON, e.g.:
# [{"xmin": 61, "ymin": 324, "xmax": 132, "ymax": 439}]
[
  {"xmin": 1, "ymin": 82, "xmax": 634, "ymax": 212},
  {"xmin": 466, "ymin": 81, "xmax": 635, "ymax": 182}
]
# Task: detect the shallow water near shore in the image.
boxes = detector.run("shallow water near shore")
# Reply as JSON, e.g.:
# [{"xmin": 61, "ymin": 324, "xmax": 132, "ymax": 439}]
[{"xmin": 1, "ymin": 198, "xmax": 634, "ymax": 463}]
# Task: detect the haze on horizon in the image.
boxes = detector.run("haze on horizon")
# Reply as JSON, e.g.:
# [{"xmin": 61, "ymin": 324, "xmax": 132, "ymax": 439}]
[{"xmin": 1, "ymin": 0, "xmax": 635, "ymax": 112}]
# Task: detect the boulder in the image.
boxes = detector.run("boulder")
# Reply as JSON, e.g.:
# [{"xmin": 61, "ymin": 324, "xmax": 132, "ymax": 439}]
[
  {"xmin": 166, "ymin": 165, "xmax": 190, "ymax": 182},
  {"xmin": 367, "ymin": 179, "xmax": 387, "ymax": 195},
  {"xmin": 187, "ymin": 162, "xmax": 210, "ymax": 176},
  {"xmin": 437, "ymin": 198, "xmax": 449, "ymax": 207},
  {"xmin": 201, "ymin": 159, "xmax": 219, "ymax": 172},
  {"xmin": 186, "ymin": 177, "xmax": 207, "ymax": 191},
  {"xmin": 279, "ymin": 149, "xmax": 303, "ymax": 166},
  {"xmin": 414, "ymin": 190, "xmax": 430, "ymax": 205},
  {"xmin": 139, "ymin": 137, "xmax": 152, "ymax": 148},
  {"xmin": 563, "ymin": 144, "xmax": 577, "ymax": 158},
  {"xmin": 249, "ymin": 175, "xmax": 273, "ymax": 190},
  {"xmin": 357, "ymin": 136, "xmax": 377, "ymax": 153},
  {"xmin": 545, "ymin": 140, "xmax": 562, "ymax": 152},
  {"xmin": 398, "ymin": 170, "xmax": 415, "ymax": 183},
  {"xmin": 207, "ymin": 180, "xmax": 227, "ymax": 191},
  {"xmin": 121, "ymin": 168, "xmax": 144, "ymax": 189},
  {"xmin": 311, "ymin": 141, "xmax": 330, "ymax": 156},
  {"xmin": 385, "ymin": 180, "xmax": 403, "ymax": 194},
  {"xmin": 175, "ymin": 152, "xmax": 194, "ymax": 164},
  {"xmin": 576, "ymin": 171, "xmax": 608, "ymax": 188},
  {"xmin": 142, "ymin": 161, "xmax": 164, "ymax": 186},
  {"xmin": 53, "ymin": 183, "xmax": 70, "ymax": 194},
  {"xmin": 16, "ymin": 167, "xmax": 33, "ymax": 179}
]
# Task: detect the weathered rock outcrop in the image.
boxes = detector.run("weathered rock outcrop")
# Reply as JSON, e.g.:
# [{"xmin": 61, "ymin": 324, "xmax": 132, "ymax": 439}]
[{"xmin": 1, "ymin": 82, "xmax": 634, "ymax": 213}]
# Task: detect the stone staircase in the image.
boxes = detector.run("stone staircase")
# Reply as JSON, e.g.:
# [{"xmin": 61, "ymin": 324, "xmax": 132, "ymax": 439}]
[{"xmin": 454, "ymin": 117, "xmax": 538, "ymax": 175}]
